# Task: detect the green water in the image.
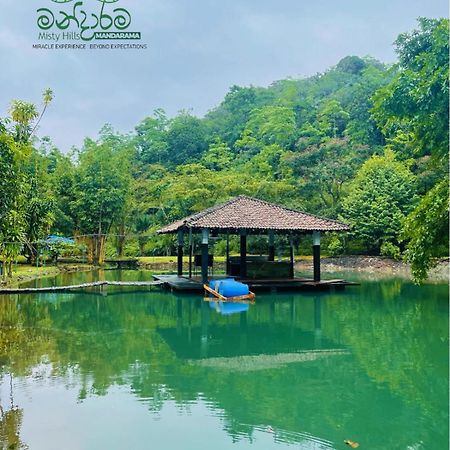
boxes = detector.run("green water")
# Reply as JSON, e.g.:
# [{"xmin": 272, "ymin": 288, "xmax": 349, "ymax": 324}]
[{"xmin": 0, "ymin": 270, "xmax": 448, "ymax": 450}]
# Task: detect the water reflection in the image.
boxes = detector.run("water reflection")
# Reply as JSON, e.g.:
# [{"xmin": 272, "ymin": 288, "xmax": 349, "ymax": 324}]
[
  {"xmin": 0, "ymin": 271, "xmax": 448, "ymax": 450},
  {"xmin": 208, "ymin": 301, "xmax": 250, "ymax": 316}
]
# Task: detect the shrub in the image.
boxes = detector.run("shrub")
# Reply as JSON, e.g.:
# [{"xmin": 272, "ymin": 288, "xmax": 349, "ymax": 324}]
[{"xmin": 380, "ymin": 241, "xmax": 401, "ymax": 260}]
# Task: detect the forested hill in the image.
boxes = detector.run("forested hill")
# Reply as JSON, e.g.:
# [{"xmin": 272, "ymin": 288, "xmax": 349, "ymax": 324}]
[
  {"xmin": 138, "ymin": 55, "xmax": 389, "ymax": 169},
  {"xmin": 0, "ymin": 18, "xmax": 448, "ymax": 282},
  {"xmin": 133, "ymin": 55, "xmax": 390, "ymax": 219}
]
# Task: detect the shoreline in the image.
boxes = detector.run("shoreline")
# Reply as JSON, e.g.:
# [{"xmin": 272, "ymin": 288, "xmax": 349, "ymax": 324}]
[
  {"xmin": 296, "ymin": 255, "xmax": 449, "ymax": 283},
  {"xmin": 1, "ymin": 255, "xmax": 447, "ymax": 288}
]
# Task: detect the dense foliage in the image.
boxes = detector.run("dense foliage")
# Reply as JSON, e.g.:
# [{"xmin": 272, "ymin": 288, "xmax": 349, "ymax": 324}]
[{"xmin": 0, "ymin": 18, "xmax": 447, "ymax": 282}]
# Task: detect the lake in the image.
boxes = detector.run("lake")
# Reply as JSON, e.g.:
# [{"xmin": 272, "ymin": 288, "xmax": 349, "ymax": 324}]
[{"xmin": 0, "ymin": 270, "xmax": 448, "ymax": 450}]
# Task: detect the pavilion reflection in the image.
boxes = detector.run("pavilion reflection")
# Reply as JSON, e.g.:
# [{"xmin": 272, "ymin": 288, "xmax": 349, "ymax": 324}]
[{"xmin": 158, "ymin": 296, "xmax": 347, "ymax": 362}]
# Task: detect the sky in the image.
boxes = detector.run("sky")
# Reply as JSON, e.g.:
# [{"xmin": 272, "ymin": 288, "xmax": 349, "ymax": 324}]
[{"xmin": 0, "ymin": 0, "xmax": 447, "ymax": 151}]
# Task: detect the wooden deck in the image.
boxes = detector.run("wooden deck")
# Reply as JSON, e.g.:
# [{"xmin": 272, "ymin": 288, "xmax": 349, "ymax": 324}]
[
  {"xmin": 152, "ymin": 275, "xmax": 203, "ymax": 291},
  {"xmin": 153, "ymin": 275, "xmax": 358, "ymax": 292},
  {"xmin": 0, "ymin": 275, "xmax": 357, "ymax": 295}
]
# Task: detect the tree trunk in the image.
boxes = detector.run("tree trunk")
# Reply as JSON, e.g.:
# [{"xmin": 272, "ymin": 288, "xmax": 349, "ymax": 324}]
[
  {"xmin": 7, "ymin": 261, "xmax": 12, "ymax": 278},
  {"xmin": 116, "ymin": 235, "xmax": 125, "ymax": 258},
  {"xmin": 116, "ymin": 223, "xmax": 125, "ymax": 257},
  {"xmin": 98, "ymin": 235, "xmax": 106, "ymax": 265}
]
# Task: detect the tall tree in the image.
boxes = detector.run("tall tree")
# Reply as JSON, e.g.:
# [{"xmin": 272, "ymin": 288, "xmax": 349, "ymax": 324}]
[
  {"xmin": 372, "ymin": 18, "xmax": 449, "ymax": 280},
  {"xmin": 372, "ymin": 18, "xmax": 449, "ymax": 161},
  {"xmin": 73, "ymin": 138, "xmax": 132, "ymax": 265},
  {"xmin": 342, "ymin": 150, "xmax": 416, "ymax": 253},
  {"xmin": 201, "ymin": 140, "xmax": 234, "ymax": 171},
  {"xmin": 135, "ymin": 109, "xmax": 169, "ymax": 164},
  {"xmin": 402, "ymin": 179, "xmax": 448, "ymax": 282},
  {"xmin": 22, "ymin": 149, "xmax": 55, "ymax": 264},
  {"xmin": 286, "ymin": 138, "xmax": 373, "ymax": 216},
  {"xmin": 166, "ymin": 112, "xmax": 208, "ymax": 166},
  {"xmin": 246, "ymin": 106, "xmax": 297, "ymax": 148},
  {"xmin": 0, "ymin": 90, "xmax": 53, "ymax": 276}
]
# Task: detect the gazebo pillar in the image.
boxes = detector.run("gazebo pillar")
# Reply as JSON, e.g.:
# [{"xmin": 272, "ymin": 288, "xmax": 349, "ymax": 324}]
[
  {"xmin": 177, "ymin": 230, "xmax": 184, "ymax": 277},
  {"xmin": 268, "ymin": 230, "xmax": 275, "ymax": 262},
  {"xmin": 188, "ymin": 228, "xmax": 193, "ymax": 279},
  {"xmin": 313, "ymin": 231, "xmax": 321, "ymax": 282},
  {"xmin": 201, "ymin": 229, "xmax": 209, "ymax": 284},
  {"xmin": 289, "ymin": 235, "xmax": 295, "ymax": 279},
  {"xmin": 240, "ymin": 229, "xmax": 247, "ymax": 279},
  {"xmin": 226, "ymin": 232, "xmax": 230, "ymax": 275}
]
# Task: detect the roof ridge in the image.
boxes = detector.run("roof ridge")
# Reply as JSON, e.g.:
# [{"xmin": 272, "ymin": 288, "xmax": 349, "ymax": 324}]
[{"xmin": 235, "ymin": 196, "xmax": 349, "ymax": 228}]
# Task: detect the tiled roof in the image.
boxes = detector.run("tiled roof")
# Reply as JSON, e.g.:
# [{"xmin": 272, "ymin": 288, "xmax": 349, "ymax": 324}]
[{"xmin": 157, "ymin": 196, "xmax": 349, "ymax": 234}]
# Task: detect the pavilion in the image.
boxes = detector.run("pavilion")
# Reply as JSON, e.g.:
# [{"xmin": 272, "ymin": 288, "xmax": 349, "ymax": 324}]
[{"xmin": 156, "ymin": 196, "xmax": 350, "ymax": 289}]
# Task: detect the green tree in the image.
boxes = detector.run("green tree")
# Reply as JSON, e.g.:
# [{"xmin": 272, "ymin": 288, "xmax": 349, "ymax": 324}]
[
  {"xmin": 205, "ymin": 85, "xmax": 267, "ymax": 146},
  {"xmin": 317, "ymin": 99, "xmax": 349, "ymax": 138},
  {"xmin": 246, "ymin": 106, "xmax": 297, "ymax": 148},
  {"xmin": 344, "ymin": 64, "xmax": 389, "ymax": 145},
  {"xmin": 342, "ymin": 150, "xmax": 416, "ymax": 253},
  {"xmin": 372, "ymin": 18, "xmax": 449, "ymax": 279},
  {"xmin": 201, "ymin": 140, "xmax": 234, "ymax": 171},
  {"xmin": 8, "ymin": 100, "xmax": 38, "ymax": 143},
  {"xmin": 0, "ymin": 135, "xmax": 24, "ymax": 229},
  {"xmin": 0, "ymin": 90, "xmax": 53, "ymax": 276},
  {"xmin": 22, "ymin": 151, "xmax": 56, "ymax": 264},
  {"xmin": 135, "ymin": 109, "xmax": 169, "ymax": 164},
  {"xmin": 372, "ymin": 18, "xmax": 449, "ymax": 161},
  {"xmin": 51, "ymin": 151, "xmax": 77, "ymax": 236},
  {"xmin": 234, "ymin": 129, "xmax": 263, "ymax": 158},
  {"xmin": 245, "ymin": 144, "xmax": 287, "ymax": 181},
  {"xmin": 73, "ymin": 138, "xmax": 132, "ymax": 265},
  {"xmin": 335, "ymin": 55, "xmax": 367, "ymax": 75},
  {"xmin": 166, "ymin": 112, "xmax": 208, "ymax": 166},
  {"xmin": 286, "ymin": 138, "xmax": 373, "ymax": 216},
  {"xmin": 402, "ymin": 180, "xmax": 449, "ymax": 283}
]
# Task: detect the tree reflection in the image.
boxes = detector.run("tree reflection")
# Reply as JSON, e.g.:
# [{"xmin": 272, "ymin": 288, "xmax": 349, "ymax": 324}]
[
  {"xmin": 0, "ymin": 277, "xmax": 447, "ymax": 449},
  {"xmin": 0, "ymin": 374, "xmax": 27, "ymax": 450}
]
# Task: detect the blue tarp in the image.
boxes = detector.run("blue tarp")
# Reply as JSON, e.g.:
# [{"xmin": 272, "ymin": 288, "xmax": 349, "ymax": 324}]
[
  {"xmin": 45, "ymin": 235, "xmax": 75, "ymax": 245},
  {"xmin": 209, "ymin": 278, "xmax": 250, "ymax": 297}
]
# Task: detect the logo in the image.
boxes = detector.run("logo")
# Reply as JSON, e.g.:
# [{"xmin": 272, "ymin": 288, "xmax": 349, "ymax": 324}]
[{"xmin": 34, "ymin": 0, "xmax": 147, "ymax": 50}]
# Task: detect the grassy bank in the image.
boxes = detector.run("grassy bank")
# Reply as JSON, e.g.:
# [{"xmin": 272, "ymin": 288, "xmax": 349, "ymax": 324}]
[{"xmin": 0, "ymin": 263, "xmax": 95, "ymax": 288}]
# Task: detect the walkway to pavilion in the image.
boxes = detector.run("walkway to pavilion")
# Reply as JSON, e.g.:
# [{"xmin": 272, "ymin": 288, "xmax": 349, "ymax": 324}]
[{"xmin": 155, "ymin": 196, "xmax": 356, "ymax": 291}]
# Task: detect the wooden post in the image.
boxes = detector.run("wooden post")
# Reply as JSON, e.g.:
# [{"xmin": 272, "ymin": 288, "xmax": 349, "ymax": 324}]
[
  {"xmin": 240, "ymin": 230, "xmax": 247, "ymax": 279},
  {"xmin": 201, "ymin": 229, "xmax": 209, "ymax": 284},
  {"xmin": 313, "ymin": 231, "xmax": 321, "ymax": 282},
  {"xmin": 177, "ymin": 230, "xmax": 184, "ymax": 277},
  {"xmin": 289, "ymin": 235, "xmax": 295, "ymax": 279},
  {"xmin": 268, "ymin": 230, "xmax": 275, "ymax": 262},
  {"xmin": 188, "ymin": 228, "xmax": 193, "ymax": 279},
  {"xmin": 226, "ymin": 232, "xmax": 230, "ymax": 275}
]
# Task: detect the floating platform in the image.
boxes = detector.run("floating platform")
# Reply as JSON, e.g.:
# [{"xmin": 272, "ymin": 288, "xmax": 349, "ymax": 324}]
[
  {"xmin": 0, "ymin": 275, "xmax": 357, "ymax": 296},
  {"xmin": 153, "ymin": 275, "xmax": 358, "ymax": 293}
]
